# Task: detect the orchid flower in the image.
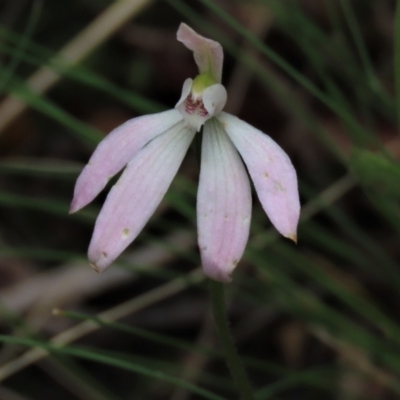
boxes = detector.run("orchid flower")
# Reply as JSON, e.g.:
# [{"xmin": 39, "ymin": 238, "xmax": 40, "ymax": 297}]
[{"xmin": 70, "ymin": 23, "xmax": 300, "ymax": 282}]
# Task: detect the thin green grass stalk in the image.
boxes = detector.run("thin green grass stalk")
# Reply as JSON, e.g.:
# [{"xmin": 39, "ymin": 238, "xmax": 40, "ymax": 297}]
[
  {"xmin": 324, "ymin": 0, "xmax": 343, "ymax": 35},
  {"xmin": 0, "ymin": 51, "xmax": 159, "ymax": 147},
  {"xmin": 272, "ymin": 242, "xmax": 400, "ymax": 340},
  {"xmin": 0, "ymin": 307, "xmax": 120, "ymax": 400},
  {"xmin": 0, "ymin": 39, "xmax": 163, "ymax": 114},
  {"xmin": 395, "ymin": 0, "xmax": 400, "ymax": 125},
  {"xmin": 209, "ymin": 281, "xmax": 255, "ymax": 400},
  {"xmin": 0, "ymin": 70, "xmax": 102, "ymax": 146},
  {"xmin": 0, "ymin": 1, "xmax": 42, "ymax": 94},
  {"xmin": 0, "ymin": 157, "xmax": 82, "ymax": 179},
  {"xmin": 41, "ymin": 356, "xmax": 121, "ymax": 400},
  {"xmin": 60, "ymin": 309, "xmax": 277, "ymax": 376},
  {"xmin": 319, "ymin": 199, "xmax": 400, "ymax": 281},
  {"xmin": 270, "ymin": 0, "xmax": 394, "ymax": 118},
  {"xmin": 255, "ymin": 367, "xmax": 335, "ymax": 399},
  {"xmin": 299, "ymin": 220, "xmax": 374, "ymax": 269},
  {"xmin": 339, "ymin": 0, "xmax": 378, "ymax": 88},
  {"xmin": 247, "ymin": 255, "xmax": 400, "ymax": 381},
  {"xmin": 0, "ymin": 300, "xmax": 95, "ymax": 398},
  {"xmin": 60, "ymin": 309, "xmax": 221, "ymax": 357},
  {"xmin": 85, "ymin": 348, "xmax": 234, "ymax": 393},
  {"xmin": 300, "ymin": 183, "xmax": 400, "ymax": 288},
  {"xmin": 61, "ymin": 308, "xmax": 339, "ymax": 391},
  {"xmin": 0, "ymin": 191, "xmax": 97, "ymax": 222},
  {"xmin": 268, "ymin": 1, "xmax": 352, "ymax": 109},
  {"xmin": 336, "ymin": 0, "xmax": 384, "ymax": 133},
  {"xmin": 298, "ymin": 211, "xmax": 396, "ymax": 279},
  {"xmin": 291, "ymin": 32, "xmax": 380, "ymax": 142},
  {"xmin": 293, "ymin": 22, "xmax": 378, "ymax": 137},
  {"xmin": 250, "ymin": 197, "xmax": 400, "ymax": 337},
  {"xmin": 365, "ymin": 194, "xmax": 400, "ymax": 236},
  {"xmin": 0, "ymin": 247, "xmax": 85, "ymax": 262},
  {"xmin": 0, "ymin": 270, "xmax": 205, "ymax": 383},
  {"xmin": 0, "ymin": 335, "xmax": 225, "ymax": 400},
  {"xmin": 0, "ymin": 0, "xmax": 157, "ymax": 136},
  {"xmin": 58, "ymin": 310, "xmax": 275, "ymax": 377},
  {"xmin": 271, "ymin": 0, "xmax": 356, "ymax": 75}
]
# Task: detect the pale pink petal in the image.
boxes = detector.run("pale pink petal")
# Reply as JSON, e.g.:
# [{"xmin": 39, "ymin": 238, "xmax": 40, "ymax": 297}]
[
  {"xmin": 202, "ymin": 84, "xmax": 227, "ymax": 117},
  {"xmin": 218, "ymin": 112, "xmax": 300, "ymax": 240},
  {"xmin": 70, "ymin": 109, "xmax": 182, "ymax": 213},
  {"xmin": 177, "ymin": 23, "xmax": 223, "ymax": 83},
  {"xmin": 198, "ymin": 119, "xmax": 252, "ymax": 282},
  {"xmin": 88, "ymin": 122, "xmax": 195, "ymax": 272}
]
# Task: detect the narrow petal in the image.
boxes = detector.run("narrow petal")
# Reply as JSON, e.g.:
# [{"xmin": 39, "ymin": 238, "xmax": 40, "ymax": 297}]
[
  {"xmin": 70, "ymin": 109, "xmax": 182, "ymax": 213},
  {"xmin": 177, "ymin": 23, "xmax": 223, "ymax": 83},
  {"xmin": 218, "ymin": 112, "xmax": 300, "ymax": 240},
  {"xmin": 88, "ymin": 122, "xmax": 195, "ymax": 272},
  {"xmin": 198, "ymin": 118, "xmax": 252, "ymax": 282}
]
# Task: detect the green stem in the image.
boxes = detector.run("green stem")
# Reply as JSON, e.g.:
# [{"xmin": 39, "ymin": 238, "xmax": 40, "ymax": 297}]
[
  {"xmin": 395, "ymin": 0, "xmax": 400, "ymax": 127},
  {"xmin": 209, "ymin": 280, "xmax": 255, "ymax": 400}
]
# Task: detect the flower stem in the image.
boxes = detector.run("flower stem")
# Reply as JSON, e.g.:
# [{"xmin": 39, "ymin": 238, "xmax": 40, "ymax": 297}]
[{"xmin": 209, "ymin": 280, "xmax": 255, "ymax": 400}]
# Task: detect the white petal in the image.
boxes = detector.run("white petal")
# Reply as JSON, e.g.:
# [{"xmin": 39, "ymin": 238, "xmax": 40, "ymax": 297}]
[
  {"xmin": 88, "ymin": 122, "xmax": 195, "ymax": 272},
  {"xmin": 70, "ymin": 109, "xmax": 182, "ymax": 213},
  {"xmin": 219, "ymin": 112, "xmax": 300, "ymax": 240},
  {"xmin": 177, "ymin": 23, "xmax": 223, "ymax": 83},
  {"xmin": 202, "ymin": 84, "xmax": 227, "ymax": 117},
  {"xmin": 198, "ymin": 118, "xmax": 252, "ymax": 282}
]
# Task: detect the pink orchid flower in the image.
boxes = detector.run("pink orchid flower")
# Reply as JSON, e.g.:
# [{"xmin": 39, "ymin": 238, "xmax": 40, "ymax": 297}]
[{"xmin": 70, "ymin": 23, "xmax": 300, "ymax": 282}]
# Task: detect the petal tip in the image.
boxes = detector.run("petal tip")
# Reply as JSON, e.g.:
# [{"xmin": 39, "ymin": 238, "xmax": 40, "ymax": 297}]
[
  {"xmin": 177, "ymin": 22, "xmax": 191, "ymax": 39},
  {"xmin": 89, "ymin": 262, "xmax": 101, "ymax": 273},
  {"xmin": 202, "ymin": 261, "xmax": 233, "ymax": 283},
  {"xmin": 88, "ymin": 250, "xmax": 112, "ymax": 273},
  {"xmin": 69, "ymin": 200, "xmax": 79, "ymax": 214},
  {"xmin": 286, "ymin": 233, "xmax": 298, "ymax": 244}
]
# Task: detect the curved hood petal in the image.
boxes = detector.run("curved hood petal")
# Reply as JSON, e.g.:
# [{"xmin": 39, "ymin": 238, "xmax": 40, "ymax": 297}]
[{"xmin": 177, "ymin": 23, "xmax": 223, "ymax": 83}]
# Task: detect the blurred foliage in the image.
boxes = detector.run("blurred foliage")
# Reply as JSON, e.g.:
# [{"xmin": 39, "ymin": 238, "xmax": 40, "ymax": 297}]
[
  {"xmin": 351, "ymin": 149, "xmax": 400, "ymax": 198},
  {"xmin": 0, "ymin": 0, "xmax": 400, "ymax": 399}
]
